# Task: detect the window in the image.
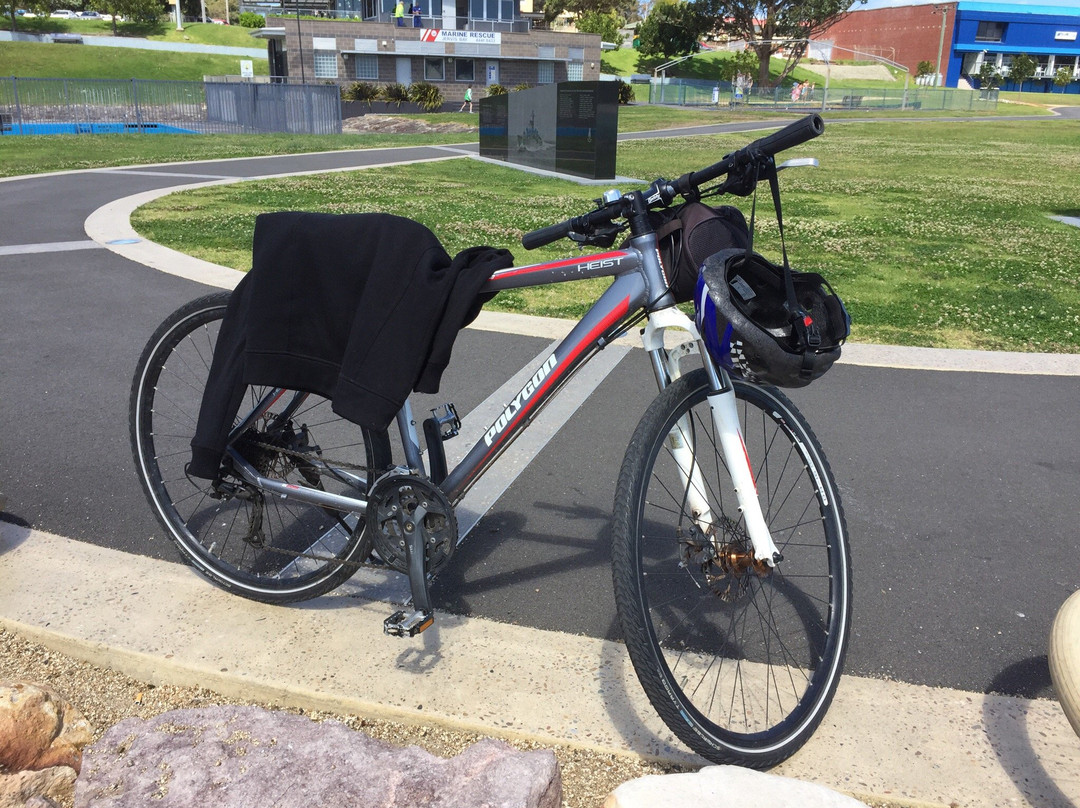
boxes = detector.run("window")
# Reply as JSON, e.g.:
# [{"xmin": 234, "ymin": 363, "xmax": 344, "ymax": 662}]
[
  {"xmin": 568, "ymin": 47, "xmax": 584, "ymax": 62},
  {"xmin": 424, "ymin": 57, "xmax": 445, "ymax": 80},
  {"xmin": 314, "ymin": 51, "xmax": 339, "ymax": 79},
  {"xmin": 455, "ymin": 58, "xmax": 475, "ymax": 82},
  {"xmin": 353, "ymin": 54, "xmax": 378, "ymax": 79},
  {"xmin": 537, "ymin": 61, "xmax": 554, "ymax": 84},
  {"xmin": 567, "ymin": 62, "xmax": 583, "ymax": 81},
  {"xmin": 975, "ymin": 21, "xmax": 1005, "ymax": 42}
]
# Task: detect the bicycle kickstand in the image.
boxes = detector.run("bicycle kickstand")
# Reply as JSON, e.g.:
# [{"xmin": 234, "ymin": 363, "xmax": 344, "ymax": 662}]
[{"xmin": 383, "ymin": 511, "xmax": 435, "ymax": 638}]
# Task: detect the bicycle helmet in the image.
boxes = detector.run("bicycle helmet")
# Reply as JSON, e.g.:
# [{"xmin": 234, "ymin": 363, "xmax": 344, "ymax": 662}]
[{"xmin": 694, "ymin": 248, "xmax": 850, "ymax": 388}]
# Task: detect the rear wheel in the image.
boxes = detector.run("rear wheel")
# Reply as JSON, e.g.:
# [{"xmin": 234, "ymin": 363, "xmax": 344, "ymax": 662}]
[
  {"xmin": 612, "ymin": 369, "xmax": 851, "ymax": 768},
  {"xmin": 130, "ymin": 292, "xmax": 391, "ymax": 604}
]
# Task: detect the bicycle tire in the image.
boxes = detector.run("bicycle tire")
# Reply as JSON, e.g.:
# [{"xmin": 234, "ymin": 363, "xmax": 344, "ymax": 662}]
[
  {"xmin": 612, "ymin": 369, "xmax": 851, "ymax": 768},
  {"xmin": 130, "ymin": 292, "xmax": 391, "ymax": 604}
]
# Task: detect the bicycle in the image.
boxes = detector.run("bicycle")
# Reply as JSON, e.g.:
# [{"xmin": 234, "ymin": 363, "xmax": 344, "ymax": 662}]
[{"xmin": 130, "ymin": 113, "xmax": 851, "ymax": 769}]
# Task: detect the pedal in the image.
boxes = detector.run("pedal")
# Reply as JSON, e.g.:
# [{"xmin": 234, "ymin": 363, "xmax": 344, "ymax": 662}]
[
  {"xmin": 383, "ymin": 609, "xmax": 434, "ymax": 637},
  {"xmin": 431, "ymin": 403, "xmax": 460, "ymax": 440}
]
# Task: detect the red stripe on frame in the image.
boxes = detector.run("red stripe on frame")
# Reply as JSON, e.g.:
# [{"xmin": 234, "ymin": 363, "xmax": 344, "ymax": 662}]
[
  {"xmin": 478, "ymin": 294, "xmax": 632, "ymax": 467},
  {"xmin": 488, "ymin": 251, "xmax": 632, "ymax": 281}
]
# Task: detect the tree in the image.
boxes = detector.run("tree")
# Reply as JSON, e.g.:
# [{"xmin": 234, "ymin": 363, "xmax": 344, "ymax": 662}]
[
  {"xmin": 575, "ymin": 9, "xmax": 623, "ymax": 48},
  {"xmin": 977, "ymin": 60, "xmax": 998, "ymax": 90},
  {"xmin": 693, "ymin": 0, "xmax": 863, "ymax": 87},
  {"xmin": 543, "ymin": 0, "xmax": 639, "ymax": 27},
  {"xmin": 91, "ymin": 0, "xmax": 167, "ymax": 33},
  {"xmin": 1007, "ymin": 53, "xmax": 1037, "ymax": 91},
  {"xmin": 1054, "ymin": 66, "xmax": 1072, "ymax": 93},
  {"xmin": 637, "ymin": 1, "xmax": 705, "ymax": 60},
  {"xmin": 915, "ymin": 60, "xmax": 934, "ymax": 80},
  {"xmin": 717, "ymin": 47, "xmax": 757, "ymax": 83}
]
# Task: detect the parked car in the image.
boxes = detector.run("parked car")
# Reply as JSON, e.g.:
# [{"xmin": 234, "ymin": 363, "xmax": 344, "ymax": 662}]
[
  {"xmin": 78, "ymin": 10, "xmax": 101, "ymax": 17},
  {"xmin": 50, "ymin": 9, "xmax": 77, "ymax": 17}
]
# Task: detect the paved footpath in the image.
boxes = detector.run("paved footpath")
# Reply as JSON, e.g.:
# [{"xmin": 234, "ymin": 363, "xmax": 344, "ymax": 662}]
[{"xmin": 2, "ymin": 122, "xmax": 1080, "ymax": 806}]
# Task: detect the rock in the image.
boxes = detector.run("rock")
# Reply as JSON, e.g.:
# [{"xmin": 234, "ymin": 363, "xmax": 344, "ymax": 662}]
[
  {"xmin": 76, "ymin": 705, "xmax": 560, "ymax": 808},
  {"xmin": 0, "ymin": 681, "xmax": 93, "ymax": 773},
  {"xmin": 0, "ymin": 767, "xmax": 75, "ymax": 808},
  {"xmin": 603, "ymin": 765, "xmax": 870, "ymax": 808}
]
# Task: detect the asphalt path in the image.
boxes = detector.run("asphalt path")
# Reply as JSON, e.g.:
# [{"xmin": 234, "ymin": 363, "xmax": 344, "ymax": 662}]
[{"xmin": 2, "ymin": 116, "xmax": 1079, "ymax": 702}]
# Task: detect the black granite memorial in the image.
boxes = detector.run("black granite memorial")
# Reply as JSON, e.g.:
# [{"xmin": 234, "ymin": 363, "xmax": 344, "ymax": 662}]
[{"xmin": 479, "ymin": 81, "xmax": 618, "ymax": 180}]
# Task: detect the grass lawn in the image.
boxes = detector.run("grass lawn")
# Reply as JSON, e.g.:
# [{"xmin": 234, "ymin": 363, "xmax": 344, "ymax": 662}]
[
  {"xmin": 129, "ymin": 119, "xmax": 1080, "ymax": 354},
  {"xmin": 3, "ymin": 17, "xmax": 259, "ymax": 47},
  {"xmin": 0, "ymin": 40, "xmax": 268, "ymax": 81}
]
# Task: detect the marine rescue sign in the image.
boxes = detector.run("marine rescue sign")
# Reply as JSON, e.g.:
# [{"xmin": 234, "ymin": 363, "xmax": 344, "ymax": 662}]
[{"xmin": 420, "ymin": 29, "xmax": 502, "ymax": 45}]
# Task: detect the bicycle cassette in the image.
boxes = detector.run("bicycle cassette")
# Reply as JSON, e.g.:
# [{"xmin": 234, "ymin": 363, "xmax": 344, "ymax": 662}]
[{"xmin": 366, "ymin": 471, "xmax": 457, "ymax": 575}]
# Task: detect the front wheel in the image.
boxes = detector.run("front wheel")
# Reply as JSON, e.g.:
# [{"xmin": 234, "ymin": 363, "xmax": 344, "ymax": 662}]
[{"xmin": 612, "ymin": 369, "xmax": 852, "ymax": 768}]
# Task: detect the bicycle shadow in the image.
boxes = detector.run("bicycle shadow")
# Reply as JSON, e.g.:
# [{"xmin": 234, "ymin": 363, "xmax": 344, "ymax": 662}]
[
  {"xmin": 0, "ymin": 513, "xmax": 32, "ymax": 556},
  {"xmin": 981, "ymin": 656, "xmax": 1075, "ymax": 808}
]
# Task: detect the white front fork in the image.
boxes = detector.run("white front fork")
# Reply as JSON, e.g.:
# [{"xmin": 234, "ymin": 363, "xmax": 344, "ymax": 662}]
[{"xmin": 643, "ymin": 309, "xmax": 782, "ymax": 568}]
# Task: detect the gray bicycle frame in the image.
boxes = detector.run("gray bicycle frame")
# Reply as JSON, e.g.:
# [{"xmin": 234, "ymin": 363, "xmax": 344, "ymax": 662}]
[{"xmin": 225, "ymin": 228, "xmax": 714, "ymax": 512}]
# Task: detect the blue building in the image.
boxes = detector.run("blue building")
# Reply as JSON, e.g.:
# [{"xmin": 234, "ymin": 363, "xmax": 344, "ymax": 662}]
[{"xmin": 952, "ymin": 1, "xmax": 1080, "ymax": 92}]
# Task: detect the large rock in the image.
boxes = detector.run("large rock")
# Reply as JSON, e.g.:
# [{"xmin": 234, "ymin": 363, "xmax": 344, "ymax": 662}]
[
  {"xmin": 604, "ymin": 765, "xmax": 870, "ymax": 808},
  {"xmin": 75, "ymin": 705, "xmax": 560, "ymax": 808},
  {"xmin": 0, "ymin": 681, "xmax": 92, "ymax": 773},
  {"xmin": 0, "ymin": 769, "xmax": 72, "ymax": 808}
]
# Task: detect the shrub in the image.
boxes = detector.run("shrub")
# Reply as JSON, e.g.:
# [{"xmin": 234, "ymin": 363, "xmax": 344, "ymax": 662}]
[
  {"xmin": 486, "ymin": 83, "xmax": 508, "ymax": 96},
  {"xmin": 513, "ymin": 83, "xmax": 532, "ymax": 93},
  {"xmin": 237, "ymin": 12, "xmax": 264, "ymax": 28},
  {"xmin": 382, "ymin": 82, "xmax": 410, "ymax": 107},
  {"xmin": 408, "ymin": 81, "xmax": 444, "ymax": 111},
  {"xmin": 616, "ymin": 79, "xmax": 634, "ymax": 105},
  {"xmin": 342, "ymin": 81, "xmax": 380, "ymax": 107}
]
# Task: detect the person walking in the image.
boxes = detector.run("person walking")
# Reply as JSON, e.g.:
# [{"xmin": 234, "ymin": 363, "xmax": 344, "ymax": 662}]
[
  {"xmin": 459, "ymin": 85, "xmax": 473, "ymax": 113},
  {"xmin": 394, "ymin": 0, "xmax": 405, "ymax": 26}
]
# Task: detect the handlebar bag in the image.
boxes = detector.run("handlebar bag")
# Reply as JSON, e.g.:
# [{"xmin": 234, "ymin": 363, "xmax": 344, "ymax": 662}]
[{"xmin": 653, "ymin": 202, "xmax": 750, "ymax": 304}]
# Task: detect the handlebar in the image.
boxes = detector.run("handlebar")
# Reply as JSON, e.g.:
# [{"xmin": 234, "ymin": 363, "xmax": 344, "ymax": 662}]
[{"xmin": 521, "ymin": 113, "xmax": 824, "ymax": 250}]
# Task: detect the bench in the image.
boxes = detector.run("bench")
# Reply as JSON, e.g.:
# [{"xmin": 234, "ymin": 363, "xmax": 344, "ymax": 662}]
[
  {"xmin": 52, "ymin": 33, "xmax": 84, "ymax": 44},
  {"xmin": 0, "ymin": 112, "xmax": 12, "ymax": 133},
  {"xmin": 841, "ymin": 95, "xmax": 863, "ymax": 108}
]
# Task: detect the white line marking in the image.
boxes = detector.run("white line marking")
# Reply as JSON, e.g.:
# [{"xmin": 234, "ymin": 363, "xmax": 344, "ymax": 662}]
[{"xmin": 0, "ymin": 240, "xmax": 105, "ymax": 256}]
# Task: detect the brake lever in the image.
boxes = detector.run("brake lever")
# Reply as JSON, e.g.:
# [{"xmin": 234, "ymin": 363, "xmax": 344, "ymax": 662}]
[{"xmin": 569, "ymin": 223, "xmax": 623, "ymax": 249}]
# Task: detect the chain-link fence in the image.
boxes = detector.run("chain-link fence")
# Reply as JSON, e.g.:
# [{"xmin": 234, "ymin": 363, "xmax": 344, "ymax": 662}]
[
  {"xmin": 0, "ymin": 77, "xmax": 342, "ymax": 135},
  {"xmin": 646, "ymin": 78, "xmax": 998, "ymax": 113}
]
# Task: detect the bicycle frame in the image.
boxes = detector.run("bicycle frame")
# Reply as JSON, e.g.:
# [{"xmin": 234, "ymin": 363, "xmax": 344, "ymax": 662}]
[{"xmin": 225, "ymin": 233, "xmax": 782, "ymax": 566}]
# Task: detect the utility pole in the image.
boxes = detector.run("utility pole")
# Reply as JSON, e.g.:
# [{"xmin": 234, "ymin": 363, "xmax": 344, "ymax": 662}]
[{"xmin": 934, "ymin": 4, "xmax": 949, "ymax": 87}]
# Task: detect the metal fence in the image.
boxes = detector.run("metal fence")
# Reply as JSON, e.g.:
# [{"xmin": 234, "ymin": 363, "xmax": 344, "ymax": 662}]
[
  {"xmin": 647, "ymin": 78, "xmax": 999, "ymax": 113},
  {"xmin": 0, "ymin": 77, "xmax": 343, "ymax": 135}
]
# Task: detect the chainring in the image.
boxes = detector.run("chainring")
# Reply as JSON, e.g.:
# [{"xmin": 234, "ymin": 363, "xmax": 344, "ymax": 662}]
[{"xmin": 366, "ymin": 472, "xmax": 457, "ymax": 575}]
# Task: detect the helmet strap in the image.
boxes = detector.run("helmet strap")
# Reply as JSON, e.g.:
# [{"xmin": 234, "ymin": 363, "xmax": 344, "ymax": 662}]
[{"xmin": 747, "ymin": 158, "xmax": 818, "ymax": 351}]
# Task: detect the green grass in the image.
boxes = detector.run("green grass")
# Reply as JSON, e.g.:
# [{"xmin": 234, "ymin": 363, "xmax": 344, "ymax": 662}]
[
  {"xmin": 129, "ymin": 119, "xmax": 1080, "ymax": 353},
  {"xmin": 4, "ymin": 17, "xmax": 258, "ymax": 47},
  {"xmin": 0, "ymin": 40, "xmax": 268, "ymax": 80}
]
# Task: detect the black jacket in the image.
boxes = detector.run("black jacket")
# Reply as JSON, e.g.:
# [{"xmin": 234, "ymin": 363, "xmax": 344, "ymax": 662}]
[{"xmin": 188, "ymin": 211, "xmax": 513, "ymax": 479}]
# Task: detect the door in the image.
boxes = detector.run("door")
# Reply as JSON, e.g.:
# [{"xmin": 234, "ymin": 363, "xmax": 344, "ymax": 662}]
[{"xmin": 397, "ymin": 57, "xmax": 412, "ymax": 84}]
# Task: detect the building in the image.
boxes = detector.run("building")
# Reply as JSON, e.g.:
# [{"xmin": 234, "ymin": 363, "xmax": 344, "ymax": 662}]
[
  {"xmin": 245, "ymin": 0, "xmax": 601, "ymax": 103},
  {"xmin": 818, "ymin": 0, "xmax": 1080, "ymax": 93}
]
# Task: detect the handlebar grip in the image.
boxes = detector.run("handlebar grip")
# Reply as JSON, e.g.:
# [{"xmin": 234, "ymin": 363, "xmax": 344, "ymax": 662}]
[
  {"xmin": 680, "ymin": 114, "xmax": 825, "ymax": 193},
  {"xmin": 522, "ymin": 220, "xmax": 573, "ymax": 250},
  {"xmin": 746, "ymin": 113, "xmax": 824, "ymax": 158}
]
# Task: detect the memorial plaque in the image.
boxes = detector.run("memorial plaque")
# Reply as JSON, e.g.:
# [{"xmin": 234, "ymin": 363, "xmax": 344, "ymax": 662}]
[{"xmin": 478, "ymin": 81, "xmax": 618, "ymax": 180}]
